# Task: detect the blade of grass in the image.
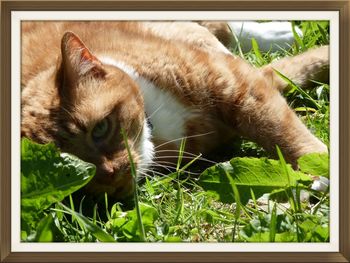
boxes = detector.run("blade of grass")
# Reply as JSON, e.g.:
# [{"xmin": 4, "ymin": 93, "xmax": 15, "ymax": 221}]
[
  {"xmin": 251, "ymin": 38, "xmax": 265, "ymax": 66},
  {"xmin": 178, "ymin": 153, "xmax": 202, "ymax": 173},
  {"xmin": 311, "ymin": 191, "xmax": 329, "ymax": 215},
  {"xmin": 104, "ymin": 192, "xmax": 111, "ymax": 221},
  {"xmin": 316, "ymin": 23, "xmax": 328, "ymax": 44},
  {"xmin": 276, "ymin": 146, "xmax": 297, "ymax": 211},
  {"xmin": 276, "ymin": 146, "xmax": 302, "ymax": 242},
  {"xmin": 78, "ymin": 196, "xmax": 85, "ymax": 215},
  {"xmin": 291, "ymin": 21, "xmax": 305, "ymax": 51},
  {"xmin": 273, "ymin": 69, "xmax": 321, "ymax": 110},
  {"xmin": 294, "ymin": 183, "xmax": 302, "ymax": 213},
  {"xmin": 69, "ymin": 195, "xmax": 77, "ymax": 223},
  {"xmin": 173, "ymin": 184, "xmax": 184, "ymax": 225},
  {"xmin": 269, "ymin": 203, "xmax": 277, "ymax": 242},
  {"xmin": 145, "ymin": 177, "xmax": 155, "ymax": 196},
  {"xmin": 176, "ymin": 138, "xmax": 186, "ymax": 171},
  {"xmin": 92, "ymin": 203, "xmax": 97, "ymax": 225},
  {"xmin": 250, "ymin": 188, "xmax": 258, "ymax": 210},
  {"xmin": 54, "ymin": 204, "xmax": 116, "ymax": 242},
  {"xmin": 121, "ymin": 128, "xmax": 146, "ymax": 242},
  {"xmin": 229, "ymin": 25, "xmax": 245, "ymax": 58},
  {"xmin": 294, "ymin": 107, "xmax": 317, "ymax": 113},
  {"xmin": 218, "ymin": 164, "xmax": 242, "ymax": 242},
  {"xmin": 151, "ymin": 173, "xmax": 177, "ymax": 187}
]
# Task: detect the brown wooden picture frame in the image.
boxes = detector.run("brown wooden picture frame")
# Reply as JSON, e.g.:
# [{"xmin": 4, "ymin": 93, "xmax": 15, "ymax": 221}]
[{"xmin": 1, "ymin": 1, "xmax": 349, "ymax": 262}]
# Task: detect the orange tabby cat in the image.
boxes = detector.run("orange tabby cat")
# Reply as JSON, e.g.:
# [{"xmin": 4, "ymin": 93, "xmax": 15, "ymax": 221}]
[{"xmin": 21, "ymin": 21, "xmax": 328, "ymax": 199}]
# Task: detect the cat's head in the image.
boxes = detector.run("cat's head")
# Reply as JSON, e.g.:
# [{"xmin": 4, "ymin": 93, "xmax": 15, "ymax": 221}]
[{"xmin": 21, "ymin": 32, "xmax": 154, "ymax": 199}]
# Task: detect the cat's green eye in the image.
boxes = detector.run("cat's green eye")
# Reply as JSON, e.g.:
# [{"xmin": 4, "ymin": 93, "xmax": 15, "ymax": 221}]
[{"xmin": 92, "ymin": 118, "xmax": 110, "ymax": 141}]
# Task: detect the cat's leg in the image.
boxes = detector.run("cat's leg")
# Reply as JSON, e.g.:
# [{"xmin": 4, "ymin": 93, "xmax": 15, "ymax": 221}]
[
  {"xmin": 261, "ymin": 45, "xmax": 329, "ymax": 91},
  {"xmin": 196, "ymin": 21, "xmax": 233, "ymax": 48},
  {"xmin": 219, "ymin": 62, "xmax": 327, "ymax": 165},
  {"xmin": 199, "ymin": 22, "xmax": 329, "ymax": 91}
]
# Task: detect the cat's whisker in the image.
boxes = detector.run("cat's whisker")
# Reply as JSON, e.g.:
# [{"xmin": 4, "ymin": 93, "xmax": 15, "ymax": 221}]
[
  {"xmin": 137, "ymin": 158, "xmax": 202, "ymax": 176},
  {"xmin": 143, "ymin": 162, "xmax": 175, "ymax": 173},
  {"xmin": 59, "ymin": 105, "xmax": 76, "ymax": 121},
  {"xmin": 155, "ymin": 149, "xmax": 202, "ymax": 157},
  {"xmin": 149, "ymin": 165, "xmax": 201, "ymax": 175},
  {"xmin": 137, "ymin": 171, "xmax": 156, "ymax": 180},
  {"xmin": 139, "ymin": 159, "xmax": 176, "ymax": 171},
  {"xmin": 154, "ymin": 131, "xmax": 215, "ymax": 150},
  {"xmin": 139, "ymin": 162, "xmax": 201, "ymax": 179},
  {"xmin": 150, "ymin": 160, "xmax": 178, "ymax": 168},
  {"xmin": 137, "ymin": 157, "xmax": 172, "ymax": 169},
  {"xmin": 137, "ymin": 169, "xmax": 169, "ymax": 180},
  {"xmin": 138, "ymin": 167, "xmax": 168, "ymax": 176},
  {"xmin": 129, "ymin": 104, "xmax": 165, "ymax": 150},
  {"xmin": 130, "ymin": 123, "xmax": 144, "ymax": 149},
  {"xmin": 154, "ymin": 150, "xmax": 218, "ymax": 165},
  {"xmin": 145, "ymin": 103, "xmax": 164, "ymax": 120},
  {"xmin": 150, "ymin": 164, "xmax": 175, "ymax": 172},
  {"xmin": 153, "ymin": 155, "xmax": 218, "ymax": 165}
]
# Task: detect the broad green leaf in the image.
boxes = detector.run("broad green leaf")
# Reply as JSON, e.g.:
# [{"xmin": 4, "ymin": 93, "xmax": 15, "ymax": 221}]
[
  {"xmin": 314, "ymin": 225, "xmax": 329, "ymax": 241},
  {"xmin": 297, "ymin": 153, "xmax": 329, "ymax": 178},
  {"xmin": 299, "ymin": 218, "xmax": 329, "ymax": 242},
  {"xmin": 108, "ymin": 203, "xmax": 158, "ymax": 241},
  {"xmin": 21, "ymin": 138, "xmax": 96, "ymax": 225},
  {"xmin": 21, "ymin": 230, "xmax": 28, "ymax": 241},
  {"xmin": 244, "ymin": 231, "xmax": 298, "ymax": 242},
  {"xmin": 199, "ymin": 157, "xmax": 312, "ymax": 204},
  {"xmin": 164, "ymin": 236, "xmax": 183, "ymax": 242},
  {"xmin": 34, "ymin": 214, "xmax": 55, "ymax": 242}
]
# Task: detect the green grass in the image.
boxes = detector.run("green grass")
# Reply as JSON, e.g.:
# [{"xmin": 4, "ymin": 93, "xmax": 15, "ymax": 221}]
[{"xmin": 21, "ymin": 21, "xmax": 330, "ymax": 243}]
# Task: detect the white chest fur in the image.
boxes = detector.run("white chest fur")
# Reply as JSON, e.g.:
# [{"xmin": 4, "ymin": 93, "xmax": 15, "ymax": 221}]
[{"xmin": 99, "ymin": 56, "xmax": 195, "ymax": 147}]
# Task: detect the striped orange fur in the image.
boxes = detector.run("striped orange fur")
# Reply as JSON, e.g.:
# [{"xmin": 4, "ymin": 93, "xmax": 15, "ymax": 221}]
[{"xmin": 21, "ymin": 22, "xmax": 328, "ymax": 198}]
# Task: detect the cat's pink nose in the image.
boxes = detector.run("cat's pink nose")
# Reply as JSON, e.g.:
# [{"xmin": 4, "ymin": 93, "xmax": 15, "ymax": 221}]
[
  {"xmin": 102, "ymin": 163, "xmax": 131, "ymax": 180},
  {"xmin": 104, "ymin": 166, "xmax": 115, "ymax": 178},
  {"xmin": 99, "ymin": 159, "xmax": 116, "ymax": 178}
]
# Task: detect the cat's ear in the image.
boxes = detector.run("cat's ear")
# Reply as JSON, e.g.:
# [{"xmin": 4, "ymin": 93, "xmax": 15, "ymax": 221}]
[{"xmin": 60, "ymin": 31, "xmax": 106, "ymax": 87}]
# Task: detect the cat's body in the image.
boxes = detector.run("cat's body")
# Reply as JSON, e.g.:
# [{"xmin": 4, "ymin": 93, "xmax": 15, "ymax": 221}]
[{"xmin": 21, "ymin": 21, "xmax": 328, "ymax": 198}]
